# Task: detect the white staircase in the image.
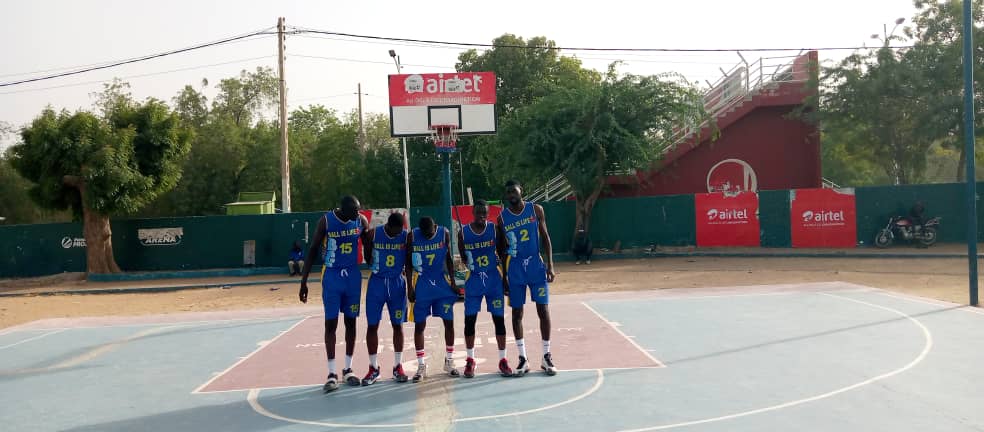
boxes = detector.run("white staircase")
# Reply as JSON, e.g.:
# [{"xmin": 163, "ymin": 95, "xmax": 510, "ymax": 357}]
[{"xmin": 527, "ymin": 53, "xmax": 816, "ymax": 202}]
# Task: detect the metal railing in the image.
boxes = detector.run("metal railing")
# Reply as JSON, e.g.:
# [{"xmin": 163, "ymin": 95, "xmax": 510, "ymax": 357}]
[{"xmin": 527, "ymin": 52, "xmax": 814, "ymax": 202}]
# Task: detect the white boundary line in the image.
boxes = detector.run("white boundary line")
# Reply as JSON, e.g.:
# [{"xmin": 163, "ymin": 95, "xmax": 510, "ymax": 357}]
[
  {"xmin": 246, "ymin": 369, "xmax": 604, "ymax": 428},
  {"xmin": 192, "ymin": 316, "xmax": 311, "ymax": 394},
  {"xmin": 0, "ymin": 329, "xmax": 67, "ymax": 350},
  {"xmin": 614, "ymin": 291, "xmax": 934, "ymax": 431},
  {"xmin": 581, "ymin": 301, "xmax": 666, "ymax": 367},
  {"xmin": 0, "ymin": 315, "xmax": 308, "ymax": 336},
  {"xmin": 869, "ymin": 289, "xmax": 984, "ymax": 317}
]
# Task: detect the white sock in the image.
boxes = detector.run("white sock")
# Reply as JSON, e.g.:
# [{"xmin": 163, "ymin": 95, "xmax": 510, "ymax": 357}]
[
  {"xmin": 516, "ymin": 338, "xmax": 527, "ymax": 358},
  {"xmin": 345, "ymin": 355, "xmax": 353, "ymax": 370},
  {"xmin": 499, "ymin": 349, "xmax": 507, "ymax": 360},
  {"xmin": 394, "ymin": 352, "xmax": 403, "ymax": 365},
  {"xmin": 369, "ymin": 354, "xmax": 378, "ymax": 368},
  {"xmin": 466, "ymin": 348, "xmax": 475, "ymax": 359},
  {"xmin": 543, "ymin": 340, "xmax": 551, "ymax": 354},
  {"xmin": 328, "ymin": 359, "xmax": 336, "ymax": 375},
  {"xmin": 417, "ymin": 349, "xmax": 426, "ymax": 366},
  {"xmin": 445, "ymin": 346, "xmax": 454, "ymax": 360}
]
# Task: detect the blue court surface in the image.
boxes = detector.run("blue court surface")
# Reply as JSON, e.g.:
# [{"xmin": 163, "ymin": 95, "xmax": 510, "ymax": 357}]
[{"xmin": 1, "ymin": 282, "xmax": 983, "ymax": 431}]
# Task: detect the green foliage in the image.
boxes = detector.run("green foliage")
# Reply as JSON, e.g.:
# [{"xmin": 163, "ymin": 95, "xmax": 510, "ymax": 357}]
[{"xmin": 10, "ymin": 99, "xmax": 192, "ymax": 217}]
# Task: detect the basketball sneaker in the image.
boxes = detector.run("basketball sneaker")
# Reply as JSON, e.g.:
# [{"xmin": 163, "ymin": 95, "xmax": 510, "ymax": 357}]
[
  {"xmin": 323, "ymin": 373, "xmax": 339, "ymax": 393},
  {"xmin": 498, "ymin": 358, "xmax": 514, "ymax": 377},
  {"xmin": 361, "ymin": 366, "xmax": 380, "ymax": 386},
  {"xmin": 542, "ymin": 353, "xmax": 558, "ymax": 376},
  {"xmin": 463, "ymin": 357, "xmax": 476, "ymax": 378},
  {"xmin": 393, "ymin": 364, "xmax": 409, "ymax": 383},
  {"xmin": 514, "ymin": 355, "xmax": 530, "ymax": 377},
  {"xmin": 342, "ymin": 368, "xmax": 359, "ymax": 386},
  {"xmin": 413, "ymin": 363, "xmax": 427, "ymax": 383},
  {"xmin": 444, "ymin": 358, "xmax": 461, "ymax": 377}
]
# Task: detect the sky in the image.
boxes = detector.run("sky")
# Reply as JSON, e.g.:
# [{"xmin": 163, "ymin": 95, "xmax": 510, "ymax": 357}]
[{"xmin": 0, "ymin": 0, "xmax": 922, "ymax": 150}]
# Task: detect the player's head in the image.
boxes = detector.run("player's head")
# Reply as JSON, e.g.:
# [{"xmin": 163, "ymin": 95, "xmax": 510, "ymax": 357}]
[
  {"xmin": 418, "ymin": 216, "xmax": 436, "ymax": 237},
  {"xmin": 387, "ymin": 212, "xmax": 405, "ymax": 230},
  {"xmin": 504, "ymin": 179, "xmax": 523, "ymax": 206},
  {"xmin": 473, "ymin": 199, "xmax": 489, "ymax": 224},
  {"xmin": 339, "ymin": 195, "xmax": 361, "ymax": 220}
]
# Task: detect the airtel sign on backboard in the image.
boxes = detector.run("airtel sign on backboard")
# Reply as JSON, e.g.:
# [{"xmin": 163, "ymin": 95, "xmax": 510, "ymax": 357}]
[{"xmin": 388, "ymin": 72, "xmax": 497, "ymax": 137}]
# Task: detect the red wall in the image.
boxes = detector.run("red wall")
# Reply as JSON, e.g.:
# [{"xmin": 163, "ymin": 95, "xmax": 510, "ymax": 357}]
[{"xmin": 607, "ymin": 105, "xmax": 820, "ymax": 197}]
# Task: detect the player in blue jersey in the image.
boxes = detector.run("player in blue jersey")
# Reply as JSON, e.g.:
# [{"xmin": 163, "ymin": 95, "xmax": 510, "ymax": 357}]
[
  {"xmin": 496, "ymin": 180, "xmax": 558, "ymax": 376},
  {"xmin": 299, "ymin": 195, "xmax": 371, "ymax": 393},
  {"xmin": 456, "ymin": 200, "xmax": 513, "ymax": 378},
  {"xmin": 360, "ymin": 212, "xmax": 411, "ymax": 385},
  {"xmin": 408, "ymin": 216, "xmax": 461, "ymax": 382}
]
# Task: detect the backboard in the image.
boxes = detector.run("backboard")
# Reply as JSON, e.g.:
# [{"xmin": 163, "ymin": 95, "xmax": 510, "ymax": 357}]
[{"xmin": 388, "ymin": 72, "xmax": 497, "ymax": 137}]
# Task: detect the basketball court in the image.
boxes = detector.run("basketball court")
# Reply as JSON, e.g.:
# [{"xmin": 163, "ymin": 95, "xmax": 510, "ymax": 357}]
[{"xmin": 3, "ymin": 282, "xmax": 984, "ymax": 431}]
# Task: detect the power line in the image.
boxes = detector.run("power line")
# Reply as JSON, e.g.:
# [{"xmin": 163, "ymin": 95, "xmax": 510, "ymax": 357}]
[
  {"xmin": 0, "ymin": 28, "xmax": 276, "ymax": 88},
  {"xmin": 290, "ymin": 27, "xmax": 911, "ymax": 53},
  {"xmin": 290, "ymin": 53, "xmax": 453, "ymax": 69},
  {"xmin": 0, "ymin": 33, "xmax": 275, "ymax": 80},
  {"xmin": 0, "ymin": 56, "xmax": 276, "ymax": 95}
]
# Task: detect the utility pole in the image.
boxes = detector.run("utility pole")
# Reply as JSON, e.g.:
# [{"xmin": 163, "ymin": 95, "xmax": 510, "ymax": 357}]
[
  {"xmin": 389, "ymin": 50, "xmax": 411, "ymax": 212},
  {"xmin": 277, "ymin": 17, "xmax": 291, "ymax": 213},
  {"xmin": 358, "ymin": 83, "xmax": 365, "ymax": 151}
]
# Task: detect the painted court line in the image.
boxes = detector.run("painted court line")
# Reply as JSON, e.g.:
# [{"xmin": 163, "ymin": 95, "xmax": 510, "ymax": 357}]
[
  {"xmin": 614, "ymin": 291, "xmax": 934, "ymax": 432},
  {"xmin": 0, "ymin": 329, "xmax": 67, "ymax": 350},
  {"xmin": 581, "ymin": 301, "xmax": 666, "ymax": 368},
  {"xmin": 192, "ymin": 316, "xmax": 311, "ymax": 394},
  {"xmin": 870, "ymin": 289, "xmax": 984, "ymax": 317},
  {"xmin": 0, "ymin": 315, "xmax": 307, "ymax": 336},
  {"xmin": 247, "ymin": 369, "xmax": 604, "ymax": 428}
]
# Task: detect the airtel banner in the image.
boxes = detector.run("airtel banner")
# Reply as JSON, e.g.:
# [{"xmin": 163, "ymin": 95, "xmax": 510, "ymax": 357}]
[
  {"xmin": 790, "ymin": 188, "xmax": 857, "ymax": 248},
  {"xmin": 389, "ymin": 72, "xmax": 497, "ymax": 107},
  {"xmin": 695, "ymin": 192, "xmax": 760, "ymax": 247}
]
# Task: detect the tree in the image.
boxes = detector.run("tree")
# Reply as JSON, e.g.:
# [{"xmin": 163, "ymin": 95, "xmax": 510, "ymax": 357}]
[
  {"xmin": 816, "ymin": 43, "xmax": 935, "ymax": 185},
  {"xmin": 9, "ymin": 101, "xmax": 192, "ymax": 273},
  {"xmin": 906, "ymin": 0, "xmax": 984, "ymax": 181},
  {"xmin": 172, "ymin": 81, "xmax": 209, "ymax": 129},
  {"xmin": 211, "ymin": 67, "xmax": 278, "ymax": 127},
  {"xmin": 499, "ymin": 65, "xmax": 707, "ymax": 232},
  {"xmin": 456, "ymin": 34, "xmax": 602, "ymax": 200}
]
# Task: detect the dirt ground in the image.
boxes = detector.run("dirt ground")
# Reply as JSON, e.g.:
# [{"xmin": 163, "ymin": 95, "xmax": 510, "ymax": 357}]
[{"xmin": 2, "ymin": 256, "xmax": 981, "ymax": 330}]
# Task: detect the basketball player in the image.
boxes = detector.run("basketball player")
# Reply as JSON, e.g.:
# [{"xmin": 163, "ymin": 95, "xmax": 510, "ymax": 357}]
[
  {"xmin": 361, "ymin": 212, "xmax": 411, "ymax": 385},
  {"xmin": 299, "ymin": 195, "xmax": 371, "ymax": 393},
  {"xmin": 497, "ymin": 180, "xmax": 558, "ymax": 376},
  {"xmin": 408, "ymin": 216, "xmax": 461, "ymax": 382},
  {"xmin": 457, "ymin": 200, "xmax": 513, "ymax": 378}
]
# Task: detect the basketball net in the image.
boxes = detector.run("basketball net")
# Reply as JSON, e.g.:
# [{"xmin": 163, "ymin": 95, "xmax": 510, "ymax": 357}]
[{"xmin": 428, "ymin": 124, "xmax": 459, "ymax": 153}]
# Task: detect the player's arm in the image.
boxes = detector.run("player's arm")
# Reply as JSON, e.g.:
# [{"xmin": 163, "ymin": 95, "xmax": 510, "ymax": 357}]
[
  {"xmin": 362, "ymin": 220, "xmax": 375, "ymax": 265},
  {"xmin": 299, "ymin": 216, "xmax": 327, "ymax": 303},
  {"xmin": 405, "ymin": 231, "xmax": 415, "ymax": 301},
  {"xmin": 445, "ymin": 229, "xmax": 458, "ymax": 295},
  {"xmin": 456, "ymin": 228, "xmax": 467, "ymax": 264},
  {"xmin": 535, "ymin": 204, "xmax": 555, "ymax": 282},
  {"xmin": 495, "ymin": 215, "xmax": 510, "ymax": 294}
]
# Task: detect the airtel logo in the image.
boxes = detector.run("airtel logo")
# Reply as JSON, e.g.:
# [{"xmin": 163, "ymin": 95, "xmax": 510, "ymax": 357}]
[
  {"xmin": 802, "ymin": 210, "xmax": 845, "ymax": 223},
  {"xmin": 707, "ymin": 208, "xmax": 748, "ymax": 221},
  {"xmin": 404, "ymin": 74, "xmax": 484, "ymax": 94}
]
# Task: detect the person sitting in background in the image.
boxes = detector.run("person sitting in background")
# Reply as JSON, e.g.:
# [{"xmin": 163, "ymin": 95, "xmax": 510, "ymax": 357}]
[
  {"xmin": 289, "ymin": 241, "xmax": 305, "ymax": 276},
  {"xmin": 909, "ymin": 201, "xmax": 926, "ymax": 234},
  {"xmin": 572, "ymin": 226, "xmax": 592, "ymax": 265}
]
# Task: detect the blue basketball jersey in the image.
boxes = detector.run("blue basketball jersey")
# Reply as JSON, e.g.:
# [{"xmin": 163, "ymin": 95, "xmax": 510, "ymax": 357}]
[
  {"xmin": 500, "ymin": 202, "xmax": 540, "ymax": 259},
  {"xmin": 411, "ymin": 226, "xmax": 447, "ymax": 278},
  {"xmin": 323, "ymin": 211, "xmax": 362, "ymax": 269},
  {"xmin": 462, "ymin": 221, "xmax": 497, "ymax": 272},
  {"xmin": 371, "ymin": 225, "xmax": 407, "ymax": 277}
]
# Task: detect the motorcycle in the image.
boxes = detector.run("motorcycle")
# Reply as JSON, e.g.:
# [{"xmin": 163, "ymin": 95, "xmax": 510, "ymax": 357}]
[{"xmin": 874, "ymin": 216, "xmax": 940, "ymax": 248}]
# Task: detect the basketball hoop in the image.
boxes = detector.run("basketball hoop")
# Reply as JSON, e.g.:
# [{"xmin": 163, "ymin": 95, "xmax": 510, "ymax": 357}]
[{"xmin": 428, "ymin": 124, "xmax": 459, "ymax": 153}]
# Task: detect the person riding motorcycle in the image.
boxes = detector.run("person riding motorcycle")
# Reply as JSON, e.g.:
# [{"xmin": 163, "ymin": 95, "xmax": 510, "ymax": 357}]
[{"xmin": 908, "ymin": 201, "xmax": 925, "ymax": 235}]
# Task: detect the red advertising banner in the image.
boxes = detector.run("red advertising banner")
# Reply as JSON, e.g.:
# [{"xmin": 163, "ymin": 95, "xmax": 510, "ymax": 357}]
[
  {"xmin": 695, "ymin": 192, "xmax": 760, "ymax": 247},
  {"xmin": 790, "ymin": 188, "xmax": 857, "ymax": 248},
  {"xmin": 452, "ymin": 205, "xmax": 503, "ymax": 227},
  {"xmin": 388, "ymin": 72, "xmax": 497, "ymax": 107}
]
